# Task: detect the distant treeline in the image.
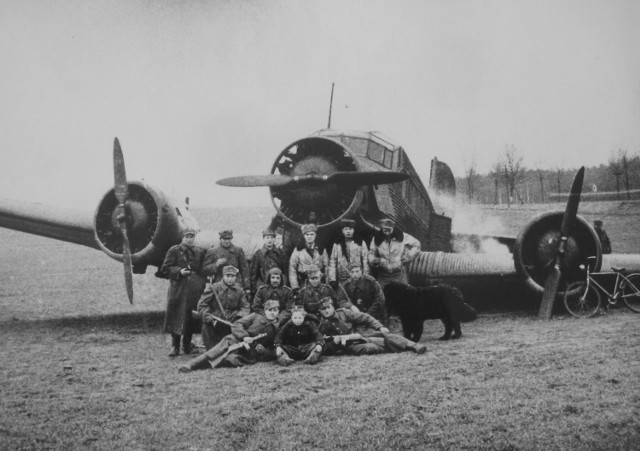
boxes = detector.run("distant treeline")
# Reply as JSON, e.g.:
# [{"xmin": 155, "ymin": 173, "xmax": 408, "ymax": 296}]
[{"xmin": 455, "ymin": 155, "xmax": 640, "ymax": 204}]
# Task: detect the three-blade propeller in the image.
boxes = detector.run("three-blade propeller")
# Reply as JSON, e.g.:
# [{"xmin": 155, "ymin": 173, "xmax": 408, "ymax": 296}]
[
  {"xmin": 538, "ymin": 166, "xmax": 585, "ymax": 319},
  {"xmin": 217, "ymin": 171, "xmax": 409, "ymax": 188},
  {"xmin": 113, "ymin": 138, "xmax": 134, "ymax": 303}
]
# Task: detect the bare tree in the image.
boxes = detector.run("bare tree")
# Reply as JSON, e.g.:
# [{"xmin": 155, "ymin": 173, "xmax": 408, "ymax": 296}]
[
  {"xmin": 494, "ymin": 144, "xmax": 526, "ymax": 205},
  {"xmin": 609, "ymin": 150, "xmax": 627, "ymax": 200},
  {"xmin": 534, "ymin": 160, "xmax": 546, "ymax": 203},
  {"xmin": 463, "ymin": 153, "xmax": 477, "ymax": 202}
]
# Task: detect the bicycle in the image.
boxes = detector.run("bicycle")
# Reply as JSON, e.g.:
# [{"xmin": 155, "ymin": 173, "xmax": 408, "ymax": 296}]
[{"xmin": 563, "ymin": 256, "xmax": 640, "ymax": 318}]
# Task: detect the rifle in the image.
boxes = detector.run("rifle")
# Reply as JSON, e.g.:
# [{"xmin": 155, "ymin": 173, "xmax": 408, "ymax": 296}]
[
  {"xmin": 191, "ymin": 310, "xmax": 233, "ymax": 327},
  {"xmin": 209, "ymin": 333, "xmax": 268, "ymax": 368},
  {"xmin": 324, "ymin": 333, "xmax": 366, "ymax": 346}
]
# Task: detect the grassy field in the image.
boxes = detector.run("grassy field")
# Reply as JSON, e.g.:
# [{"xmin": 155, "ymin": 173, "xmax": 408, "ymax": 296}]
[{"xmin": 1, "ymin": 202, "xmax": 639, "ymax": 449}]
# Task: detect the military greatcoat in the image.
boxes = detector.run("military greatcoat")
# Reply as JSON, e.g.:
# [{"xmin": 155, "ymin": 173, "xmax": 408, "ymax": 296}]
[
  {"xmin": 160, "ymin": 243, "xmax": 206, "ymax": 335},
  {"xmin": 203, "ymin": 243, "xmax": 250, "ymax": 290}
]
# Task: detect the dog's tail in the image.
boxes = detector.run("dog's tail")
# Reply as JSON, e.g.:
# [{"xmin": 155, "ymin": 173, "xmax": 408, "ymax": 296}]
[{"xmin": 449, "ymin": 288, "xmax": 478, "ymax": 322}]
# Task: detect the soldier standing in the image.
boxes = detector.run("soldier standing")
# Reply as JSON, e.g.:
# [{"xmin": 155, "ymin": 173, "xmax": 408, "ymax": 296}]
[
  {"xmin": 159, "ymin": 228, "xmax": 207, "ymax": 357},
  {"xmin": 250, "ymin": 229, "xmax": 289, "ymax": 294},
  {"xmin": 289, "ymin": 223, "xmax": 328, "ymax": 290},
  {"xmin": 203, "ymin": 230, "xmax": 251, "ymax": 297},
  {"xmin": 328, "ymin": 218, "xmax": 370, "ymax": 287},
  {"xmin": 368, "ymin": 218, "xmax": 421, "ymax": 287},
  {"xmin": 594, "ymin": 220, "xmax": 612, "ymax": 254}
]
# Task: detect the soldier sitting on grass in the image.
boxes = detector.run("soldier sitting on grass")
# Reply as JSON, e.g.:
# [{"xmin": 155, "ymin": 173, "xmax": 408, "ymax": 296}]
[
  {"xmin": 179, "ymin": 299, "xmax": 281, "ymax": 372},
  {"xmin": 317, "ymin": 297, "xmax": 426, "ymax": 356},
  {"xmin": 274, "ymin": 306, "xmax": 324, "ymax": 366}
]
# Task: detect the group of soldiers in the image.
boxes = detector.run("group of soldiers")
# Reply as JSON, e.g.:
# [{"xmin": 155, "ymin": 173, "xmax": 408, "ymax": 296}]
[{"xmin": 159, "ymin": 217, "xmax": 424, "ymax": 372}]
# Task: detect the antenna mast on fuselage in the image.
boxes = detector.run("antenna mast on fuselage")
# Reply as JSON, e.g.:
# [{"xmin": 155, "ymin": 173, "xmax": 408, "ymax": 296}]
[{"xmin": 327, "ymin": 82, "xmax": 334, "ymax": 129}]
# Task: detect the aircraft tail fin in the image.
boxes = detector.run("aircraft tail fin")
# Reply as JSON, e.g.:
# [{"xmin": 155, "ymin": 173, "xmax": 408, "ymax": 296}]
[{"xmin": 429, "ymin": 158, "xmax": 456, "ymax": 197}]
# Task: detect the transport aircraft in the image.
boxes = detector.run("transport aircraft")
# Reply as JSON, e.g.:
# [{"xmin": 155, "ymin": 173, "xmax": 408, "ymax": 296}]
[{"xmin": 1, "ymin": 130, "xmax": 638, "ymax": 316}]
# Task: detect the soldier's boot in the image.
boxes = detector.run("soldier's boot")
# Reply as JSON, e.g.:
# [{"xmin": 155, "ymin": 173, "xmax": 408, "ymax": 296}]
[
  {"xmin": 277, "ymin": 352, "xmax": 295, "ymax": 367},
  {"xmin": 182, "ymin": 333, "xmax": 195, "ymax": 355},
  {"xmin": 179, "ymin": 352, "xmax": 212, "ymax": 373},
  {"xmin": 303, "ymin": 348, "xmax": 322, "ymax": 365},
  {"xmin": 169, "ymin": 334, "xmax": 181, "ymax": 357},
  {"xmin": 406, "ymin": 340, "xmax": 427, "ymax": 355}
]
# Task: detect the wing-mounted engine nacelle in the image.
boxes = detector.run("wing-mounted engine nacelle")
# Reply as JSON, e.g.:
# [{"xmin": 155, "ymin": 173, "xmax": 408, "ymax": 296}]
[
  {"xmin": 513, "ymin": 212, "xmax": 602, "ymax": 295},
  {"xmin": 94, "ymin": 181, "xmax": 193, "ymax": 272},
  {"xmin": 269, "ymin": 136, "xmax": 363, "ymax": 229}
]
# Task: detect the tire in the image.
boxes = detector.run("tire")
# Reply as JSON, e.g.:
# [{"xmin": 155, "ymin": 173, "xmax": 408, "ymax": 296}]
[
  {"xmin": 563, "ymin": 281, "xmax": 601, "ymax": 318},
  {"xmin": 621, "ymin": 273, "xmax": 640, "ymax": 313}
]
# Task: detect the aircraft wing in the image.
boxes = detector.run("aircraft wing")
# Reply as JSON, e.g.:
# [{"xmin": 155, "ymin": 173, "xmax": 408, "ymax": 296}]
[{"xmin": 0, "ymin": 198, "xmax": 99, "ymax": 249}]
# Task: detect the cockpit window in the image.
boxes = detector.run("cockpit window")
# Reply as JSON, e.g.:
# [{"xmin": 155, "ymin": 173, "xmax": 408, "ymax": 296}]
[
  {"xmin": 367, "ymin": 141, "xmax": 385, "ymax": 166},
  {"xmin": 338, "ymin": 137, "xmax": 368, "ymax": 157}
]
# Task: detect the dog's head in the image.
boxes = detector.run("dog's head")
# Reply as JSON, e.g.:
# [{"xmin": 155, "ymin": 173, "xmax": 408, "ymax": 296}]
[{"xmin": 383, "ymin": 281, "xmax": 414, "ymax": 314}]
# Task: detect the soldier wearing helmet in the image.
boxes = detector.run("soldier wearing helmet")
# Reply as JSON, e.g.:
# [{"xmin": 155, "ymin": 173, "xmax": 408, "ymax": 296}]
[{"xmin": 252, "ymin": 267, "xmax": 295, "ymax": 325}]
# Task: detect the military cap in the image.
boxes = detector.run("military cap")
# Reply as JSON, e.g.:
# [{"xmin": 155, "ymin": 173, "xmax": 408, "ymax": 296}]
[
  {"xmin": 379, "ymin": 218, "xmax": 395, "ymax": 228},
  {"xmin": 306, "ymin": 265, "xmax": 322, "ymax": 277},
  {"xmin": 262, "ymin": 229, "xmax": 276, "ymax": 237},
  {"xmin": 348, "ymin": 261, "xmax": 362, "ymax": 271},
  {"xmin": 301, "ymin": 223, "xmax": 318, "ymax": 234},
  {"xmin": 222, "ymin": 265, "xmax": 239, "ymax": 275},
  {"xmin": 319, "ymin": 297, "xmax": 333, "ymax": 309},
  {"xmin": 219, "ymin": 230, "xmax": 233, "ymax": 239},
  {"xmin": 594, "ymin": 220, "xmax": 603, "ymax": 226},
  {"xmin": 341, "ymin": 218, "xmax": 356, "ymax": 228},
  {"xmin": 267, "ymin": 267, "xmax": 283, "ymax": 276},
  {"xmin": 182, "ymin": 227, "xmax": 197, "ymax": 236},
  {"xmin": 264, "ymin": 299, "xmax": 280, "ymax": 311}
]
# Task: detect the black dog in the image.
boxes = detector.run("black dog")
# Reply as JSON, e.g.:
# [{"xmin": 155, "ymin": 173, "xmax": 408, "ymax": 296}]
[{"xmin": 383, "ymin": 282, "xmax": 477, "ymax": 341}]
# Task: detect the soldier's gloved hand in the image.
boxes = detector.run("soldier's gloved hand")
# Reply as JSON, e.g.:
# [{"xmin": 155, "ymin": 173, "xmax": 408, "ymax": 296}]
[
  {"xmin": 314, "ymin": 344, "xmax": 323, "ymax": 353},
  {"xmin": 276, "ymin": 346, "xmax": 284, "ymax": 357},
  {"xmin": 379, "ymin": 326, "xmax": 390, "ymax": 333},
  {"xmin": 216, "ymin": 258, "xmax": 227, "ymax": 267},
  {"xmin": 180, "ymin": 268, "xmax": 191, "ymax": 277}
]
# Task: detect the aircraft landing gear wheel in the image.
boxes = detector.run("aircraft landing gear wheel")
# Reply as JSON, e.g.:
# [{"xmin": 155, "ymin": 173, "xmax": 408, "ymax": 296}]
[
  {"xmin": 563, "ymin": 281, "xmax": 601, "ymax": 318},
  {"xmin": 621, "ymin": 273, "xmax": 640, "ymax": 313}
]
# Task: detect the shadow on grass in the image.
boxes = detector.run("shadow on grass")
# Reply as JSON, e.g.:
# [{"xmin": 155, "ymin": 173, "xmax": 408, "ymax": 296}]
[{"xmin": 2, "ymin": 310, "xmax": 166, "ymax": 333}]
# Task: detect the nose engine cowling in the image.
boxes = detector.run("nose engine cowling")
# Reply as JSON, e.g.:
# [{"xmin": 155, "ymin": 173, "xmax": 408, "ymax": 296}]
[
  {"xmin": 94, "ymin": 181, "xmax": 189, "ymax": 272},
  {"xmin": 513, "ymin": 212, "xmax": 602, "ymax": 295},
  {"xmin": 269, "ymin": 136, "xmax": 363, "ymax": 229}
]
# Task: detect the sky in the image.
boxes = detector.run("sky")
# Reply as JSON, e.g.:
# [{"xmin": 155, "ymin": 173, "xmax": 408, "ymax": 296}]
[{"xmin": 1, "ymin": 0, "xmax": 639, "ymax": 210}]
